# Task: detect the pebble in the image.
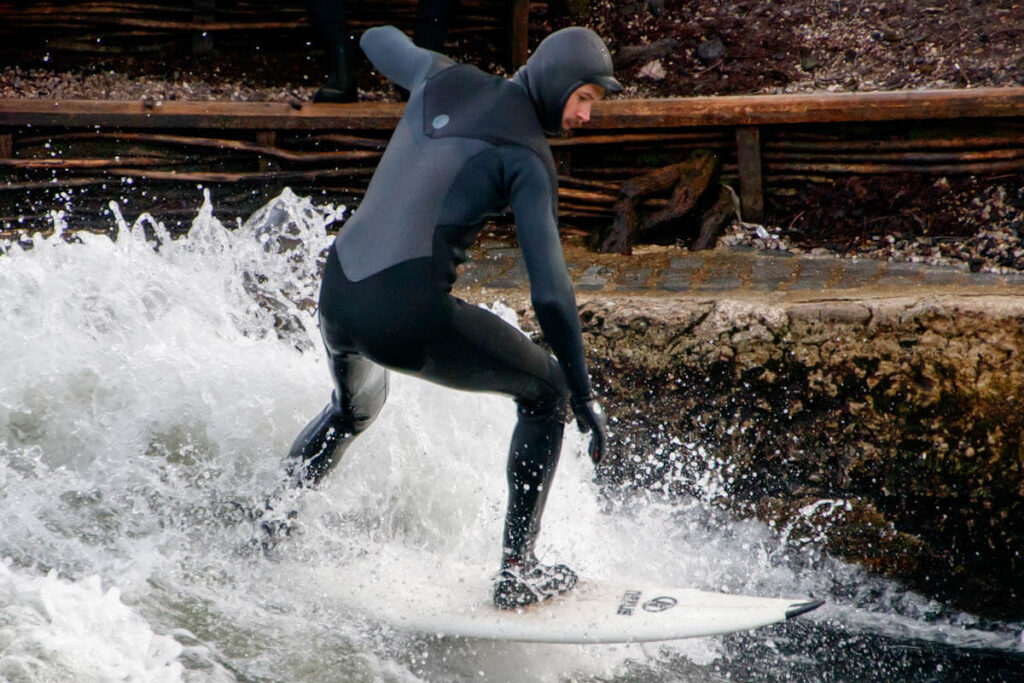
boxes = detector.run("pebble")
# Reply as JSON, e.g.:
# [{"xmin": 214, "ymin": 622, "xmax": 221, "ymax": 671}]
[{"xmin": 696, "ymin": 37, "xmax": 726, "ymax": 64}]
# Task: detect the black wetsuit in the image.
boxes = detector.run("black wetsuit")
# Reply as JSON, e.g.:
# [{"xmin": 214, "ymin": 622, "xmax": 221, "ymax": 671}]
[{"xmin": 290, "ymin": 25, "xmax": 618, "ymax": 566}]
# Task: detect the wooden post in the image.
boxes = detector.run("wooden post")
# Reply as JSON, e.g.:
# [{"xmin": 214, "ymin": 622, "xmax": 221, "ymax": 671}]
[
  {"xmin": 255, "ymin": 131, "xmax": 276, "ymax": 171},
  {"xmin": 508, "ymin": 0, "xmax": 529, "ymax": 69},
  {"xmin": 0, "ymin": 134, "xmax": 13, "ymax": 159},
  {"xmin": 735, "ymin": 125, "xmax": 764, "ymax": 224}
]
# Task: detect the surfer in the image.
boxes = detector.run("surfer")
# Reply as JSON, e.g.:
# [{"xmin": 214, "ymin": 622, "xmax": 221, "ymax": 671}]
[{"xmin": 287, "ymin": 24, "xmax": 619, "ymax": 609}]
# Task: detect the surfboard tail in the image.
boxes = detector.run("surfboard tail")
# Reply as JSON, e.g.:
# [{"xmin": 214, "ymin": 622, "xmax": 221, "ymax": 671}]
[{"xmin": 785, "ymin": 599, "xmax": 825, "ymax": 620}]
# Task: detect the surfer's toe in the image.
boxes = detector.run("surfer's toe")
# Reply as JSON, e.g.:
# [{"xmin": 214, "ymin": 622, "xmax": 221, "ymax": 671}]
[{"xmin": 493, "ymin": 561, "xmax": 578, "ymax": 609}]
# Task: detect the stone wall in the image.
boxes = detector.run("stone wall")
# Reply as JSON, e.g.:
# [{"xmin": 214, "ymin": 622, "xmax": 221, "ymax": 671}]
[{"xmin": 539, "ymin": 294, "xmax": 1023, "ymax": 619}]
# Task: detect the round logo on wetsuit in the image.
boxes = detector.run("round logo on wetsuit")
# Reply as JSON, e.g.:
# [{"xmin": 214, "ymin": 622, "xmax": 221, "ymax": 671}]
[{"xmin": 432, "ymin": 114, "xmax": 450, "ymax": 130}]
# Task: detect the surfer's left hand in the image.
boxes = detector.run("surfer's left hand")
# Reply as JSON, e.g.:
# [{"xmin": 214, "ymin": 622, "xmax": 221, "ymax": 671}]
[{"xmin": 571, "ymin": 396, "xmax": 608, "ymax": 464}]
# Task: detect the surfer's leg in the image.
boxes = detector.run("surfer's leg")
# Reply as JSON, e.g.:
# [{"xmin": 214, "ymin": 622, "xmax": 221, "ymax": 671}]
[
  {"xmin": 286, "ymin": 348, "xmax": 388, "ymax": 487},
  {"xmin": 414, "ymin": 299, "xmax": 570, "ymax": 568},
  {"xmin": 502, "ymin": 396, "xmax": 565, "ymax": 566},
  {"xmin": 286, "ymin": 248, "xmax": 389, "ymax": 487}
]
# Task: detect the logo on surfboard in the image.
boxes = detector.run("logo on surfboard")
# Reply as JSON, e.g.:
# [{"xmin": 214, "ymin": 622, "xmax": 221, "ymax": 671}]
[
  {"xmin": 617, "ymin": 590, "xmax": 642, "ymax": 615},
  {"xmin": 642, "ymin": 596, "xmax": 678, "ymax": 613},
  {"xmin": 617, "ymin": 591, "xmax": 678, "ymax": 615}
]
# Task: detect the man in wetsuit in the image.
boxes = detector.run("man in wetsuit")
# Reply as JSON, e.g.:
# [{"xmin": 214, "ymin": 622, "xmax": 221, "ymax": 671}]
[{"xmin": 288, "ymin": 24, "xmax": 620, "ymax": 609}]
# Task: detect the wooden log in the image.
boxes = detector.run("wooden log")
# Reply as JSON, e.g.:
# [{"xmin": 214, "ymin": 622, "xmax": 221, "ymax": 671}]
[
  {"xmin": 0, "ymin": 177, "xmax": 107, "ymax": 192},
  {"xmin": 549, "ymin": 132, "xmax": 731, "ymax": 147},
  {"xmin": 766, "ymin": 148, "xmax": 1024, "ymax": 164},
  {"xmin": 558, "ymin": 186, "xmax": 618, "ymax": 205},
  {"xmin": 557, "ymin": 175, "xmax": 621, "ymax": 192},
  {"xmin": 619, "ymin": 164, "xmax": 684, "ymax": 199},
  {"xmin": 106, "ymin": 166, "xmax": 375, "ymax": 182},
  {"xmin": 0, "ymin": 157, "xmax": 169, "ymax": 169},
  {"xmin": 18, "ymin": 130, "xmax": 389, "ymax": 154},
  {"xmin": 765, "ymin": 136, "xmax": 1024, "ymax": 152},
  {"xmin": 599, "ymin": 151, "xmax": 719, "ymax": 254},
  {"xmin": 0, "ymin": 100, "xmax": 406, "ymax": 131},
  {"xmin": 600, "ymin": 198, "xmax": 638, "ymax": 255},
  {"xmin": 639, "ymin": 152, "xmax": 718, "ymax": 231},
  {"xmin": 587, "ymin": 88, "xmax": 1024, "ymax": 129},
  {"xmin": 305, "ymin": 133, "xmax": 388, "ymax": 150},
  {"xmin": 5, "ymin": 88, "xmax": 1023, "ymax": 134},
  {"xmin": 764, "ymin": 159, "xmax": 1024, "ymax": 175}
]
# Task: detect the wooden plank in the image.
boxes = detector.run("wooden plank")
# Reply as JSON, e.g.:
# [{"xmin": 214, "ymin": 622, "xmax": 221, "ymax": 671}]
[
  {"xmin": 0, "ymin": 134, "xmax": 12, "ymax": 159},
  {"xmin": 2, "ymin": 89, "xmax": 1022, "ymax": 132},
  {"xmin": 736, "ymin": 126, "xmax": 763, "ymax": 224},
  {"xmin": 5, "ymin": 89, "xmax": 1024, "ymax": 132},
  {"xmin": 588, "ymin": 88, "xmax": 1024, "ymax": 129},
  {"xmin": 0, "ymin": 100, "xmax": 405, "ymax": 130}
]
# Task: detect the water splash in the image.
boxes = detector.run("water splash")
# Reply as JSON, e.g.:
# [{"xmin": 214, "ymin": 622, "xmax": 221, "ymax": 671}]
[{"xmin": 0, "ymin": 190, "xmax": 1020, "ymax": 682}]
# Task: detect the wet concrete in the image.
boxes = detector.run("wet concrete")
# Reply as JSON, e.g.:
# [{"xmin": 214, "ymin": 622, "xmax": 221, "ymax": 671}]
[{"xmin": 457, "ymin": 239, "xmax": 1024, "ymax": 302}]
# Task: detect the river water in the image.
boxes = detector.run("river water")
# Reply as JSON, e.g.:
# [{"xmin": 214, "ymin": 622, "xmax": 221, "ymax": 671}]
[{"xmin": 1, "ymin": 190, "xmax": 1021, "ymax": 682}]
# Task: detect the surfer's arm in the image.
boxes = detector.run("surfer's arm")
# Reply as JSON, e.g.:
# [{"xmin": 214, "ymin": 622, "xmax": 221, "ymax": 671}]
[
  {"xmin": 359, "ymin": 25, "xmax": 454, "ymax": 92},
  {"xmin": 506, "ymin": 149, "xmax": 609, "ymax": 462},
  {"xmin": 506, "ymin": 150, "xmax": 591, "ymax": 401}
]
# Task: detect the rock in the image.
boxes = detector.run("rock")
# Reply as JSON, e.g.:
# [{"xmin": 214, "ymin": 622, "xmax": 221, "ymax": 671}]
[
  {"xmin": 696, "ymin": 37, "xmax": 726, "ymax": 64},
  {"xmin": 562, "ymin": 295, "xmax": 1024, "ymax": 620},
  {"xmin": 638, "ymin": 59, "xmax": 667, "ymax": 80}
]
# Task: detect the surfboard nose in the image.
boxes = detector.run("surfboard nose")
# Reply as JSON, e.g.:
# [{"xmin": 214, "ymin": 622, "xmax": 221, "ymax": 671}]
[{"xmin": 785, "ymin": 599, "xmax": 825, "ymax": 620}]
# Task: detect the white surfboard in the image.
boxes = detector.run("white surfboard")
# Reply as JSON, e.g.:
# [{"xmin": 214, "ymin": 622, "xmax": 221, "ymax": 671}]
[{"xmin": 343, "ymin": 565, "xmax": 823, "ymax": 644}]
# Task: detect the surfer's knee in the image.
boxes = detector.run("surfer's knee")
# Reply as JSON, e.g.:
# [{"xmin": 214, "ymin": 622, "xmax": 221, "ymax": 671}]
[
  {"xmin": 336, "ymin": 363, "xmax": 389, "ymax": 434},
  {"xmin": 515, "ymin": 357, "xmax": 568, "ymax": 422}
]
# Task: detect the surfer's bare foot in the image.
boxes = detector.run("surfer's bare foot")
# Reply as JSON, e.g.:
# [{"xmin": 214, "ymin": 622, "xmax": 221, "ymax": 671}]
[{"xmin": 493, "ymin": 560, "xmax": 578, "ymax": 609}]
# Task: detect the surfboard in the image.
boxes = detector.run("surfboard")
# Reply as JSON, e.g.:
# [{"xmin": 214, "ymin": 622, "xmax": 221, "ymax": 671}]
[{"xmin": 344, "ymin": 565, "xmax": 824, "ymax": 644}]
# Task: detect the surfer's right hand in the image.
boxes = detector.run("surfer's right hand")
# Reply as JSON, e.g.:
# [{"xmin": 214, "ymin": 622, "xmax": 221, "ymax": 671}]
[{"xmin": 571, "ymin": 396, "xmax": 608, "ymax": 465}]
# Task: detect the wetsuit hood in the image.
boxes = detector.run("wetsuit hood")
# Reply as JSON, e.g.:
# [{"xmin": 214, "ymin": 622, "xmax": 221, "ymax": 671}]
[{"xmin": 510, "ymin": 27, "xmax": 622, "ymax": 136}]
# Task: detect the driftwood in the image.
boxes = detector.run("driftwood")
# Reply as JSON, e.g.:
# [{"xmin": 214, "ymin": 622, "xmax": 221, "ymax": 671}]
[
  {"xmin": 612, "ymin": 38, "xmax": 681, "ymax": 68},
  {"xmin": 600, "ymin": 150, "xmax": 721, "ymax": 255}
]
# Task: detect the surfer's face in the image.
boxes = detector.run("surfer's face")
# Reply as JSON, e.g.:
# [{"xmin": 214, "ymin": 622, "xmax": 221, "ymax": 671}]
[{"xmin": 561, "ymin": 84, "xmax": 605, "ymax": 131}]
